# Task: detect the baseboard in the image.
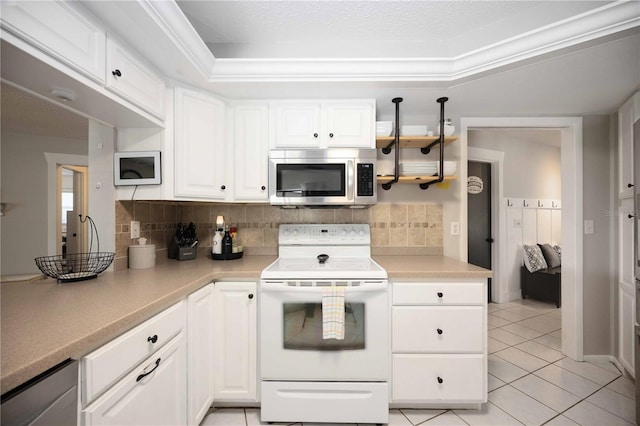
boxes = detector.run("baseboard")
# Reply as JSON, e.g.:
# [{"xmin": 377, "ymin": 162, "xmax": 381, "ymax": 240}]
[{"xmin": 583, "ymin": 355, "xmax": 627, "ymax": 376}]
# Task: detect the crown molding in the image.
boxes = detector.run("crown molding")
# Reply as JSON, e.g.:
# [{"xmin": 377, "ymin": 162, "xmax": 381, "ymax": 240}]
[{"xmin": 146, "ymin": 0, "xmax": 639, "ymax": 83}]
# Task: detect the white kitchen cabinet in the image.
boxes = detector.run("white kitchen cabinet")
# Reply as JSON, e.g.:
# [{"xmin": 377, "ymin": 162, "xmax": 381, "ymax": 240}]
[
  {"xmin": 618, "ymin": 197, "xmax": 636, "ymax": 378},
  {"xmin": 391, "ymin": 280, "xmax": 487, "ymax": 405},
  {"xmin": 618, "ymin": 93, "xmax": 637, "ymax": 199},
  {"xmin": 213, "ymin": 282, "xmax": 258, "ymax": 402},
  {"xmin": 0, "ymin": 0, "xmax": 106, "ymax": 84},
  {"xmin": 272, "ymin": 100, "xmax": 375, "ymax": 148},
  {"xmin": 106, "ymin": 36, "xmax": 165, "ymax": 119},
  {"xmin": 82, "ymin": 333, "xmax": 187, "ymax": 426},
  {"xmin": 232, "ymin": 102, "xmax": 270, "ymax": 201},
  {"xmin": 174, "ymin": 87, "xmax": 228, "ymax": 200},
  {"xmin": 81, "ymin": 301, "xmax": 187, "ymax": 425},
  {"xmin": 619, "ymin": 280, "xmax": 635, "ymax": 377},
  {"xmin": 187, "ymin": 283, "xmax": 215, "ymax": 426},
  {"xmin": 81, "ymin": 301, "xmax": 186, "ymax": 404}
]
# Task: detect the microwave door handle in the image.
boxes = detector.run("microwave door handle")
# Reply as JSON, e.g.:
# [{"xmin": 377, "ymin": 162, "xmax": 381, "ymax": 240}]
[{"xmin": 347, "ymin": 160, "xmax": 355, "ymax": 200}]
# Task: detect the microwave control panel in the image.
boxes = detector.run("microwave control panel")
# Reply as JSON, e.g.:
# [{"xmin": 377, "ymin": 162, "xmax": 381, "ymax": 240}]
[{"xmin": 357, "ymin": 163, "xmax": 375, "ymax": 197}]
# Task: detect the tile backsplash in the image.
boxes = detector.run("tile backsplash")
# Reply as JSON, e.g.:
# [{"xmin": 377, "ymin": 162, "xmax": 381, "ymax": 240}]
[{"xmin": 115, "ymin": 201, "xmax": 443, "ymax": 270}]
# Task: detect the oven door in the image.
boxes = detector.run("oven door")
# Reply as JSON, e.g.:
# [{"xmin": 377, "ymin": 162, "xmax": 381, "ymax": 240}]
[
  {"xmin": 260, "ymin": 280, "xmax": 389, "ymax": 381},
  {"xmin": 269, "ymin": 158, "xmax": 353, "ymax": 206}
]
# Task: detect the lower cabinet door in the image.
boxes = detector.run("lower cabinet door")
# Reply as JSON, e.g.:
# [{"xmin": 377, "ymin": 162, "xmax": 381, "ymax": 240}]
[
  {"xmin": 82, "ymin": 333, "xmax": 187, "ymax": 426},
  {"xmin": 392, "ymin": 354, "xmax": 485, "ymax": 403}
]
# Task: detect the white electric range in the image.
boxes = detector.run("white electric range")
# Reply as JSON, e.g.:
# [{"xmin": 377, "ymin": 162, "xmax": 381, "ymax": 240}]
[{"xmin": 260, "ymin": 224, "xmax": 389, "ymax": 425}]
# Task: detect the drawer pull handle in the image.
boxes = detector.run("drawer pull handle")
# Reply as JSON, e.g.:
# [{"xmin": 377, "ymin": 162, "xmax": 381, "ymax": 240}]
[
  {"xmin": 437, "ymin": 292, "xmax": 443, "ymax": 298},
  {"xmin": 147, "ymin": 335, "xmax": 158, "ymax": 344},
  {"xmin": 112, "ymin": 69, "xmax": 122, "ymax": 77},
  {"xmin": 437, "ymin": 328, "xmax": 443, "ymax": 335},
  {"xmin": 136, "ymin": 358, "xmax": 161, "ymax": 382},
  {"xmin": 437, "ymin": 376, "xmax": 443, "ymax": 384}
]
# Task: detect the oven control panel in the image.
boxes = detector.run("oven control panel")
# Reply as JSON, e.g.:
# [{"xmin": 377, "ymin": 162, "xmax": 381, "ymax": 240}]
[{"xmin": 279, "ymin": 224, "xmax": 370, "ymax": 245}]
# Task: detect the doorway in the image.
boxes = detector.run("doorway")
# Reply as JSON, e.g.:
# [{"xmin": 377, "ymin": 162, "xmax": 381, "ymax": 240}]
[
  {"xmin": 57, "ymin": 165, "xmax": 88, "ymax": 256},
  {"xmin": 467, "ymin": 161, "xmax": 493, "ymax": 302},
  {"xmin": 461, "ymin": 117, "xmax": 583, "ymax": 361}
]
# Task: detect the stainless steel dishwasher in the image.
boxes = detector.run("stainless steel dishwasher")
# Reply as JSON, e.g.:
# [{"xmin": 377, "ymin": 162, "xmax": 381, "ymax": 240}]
[{"xmin": 1, "ymin": 359, "xmax": 78, "ymax": 426}]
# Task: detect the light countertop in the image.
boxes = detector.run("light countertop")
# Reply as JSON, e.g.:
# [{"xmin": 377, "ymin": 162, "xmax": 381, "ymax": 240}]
[{"xmin": 1, "ymin": 254, "xmax": 489, "ymax": 394}]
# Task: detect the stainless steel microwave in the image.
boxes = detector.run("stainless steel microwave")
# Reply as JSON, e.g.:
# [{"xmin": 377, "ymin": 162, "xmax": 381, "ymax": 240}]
[{"xmin": 268, "ymin": 149, "xmax": 377, "ymax": 208}]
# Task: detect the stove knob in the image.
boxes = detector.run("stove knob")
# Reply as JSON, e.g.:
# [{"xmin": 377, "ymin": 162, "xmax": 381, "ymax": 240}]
[
  {"xmin": 350, "ymin": 229, "xmax": 356, "ymax": 236},
  {"xmin": 293, "ymin": 229, "xmax": 299, "ymax": 237},
  {"xmin": 341, "ymin": 229, "xmax": 347, "ymax": 236},
  {"xmin": 358, "ymin": 228, "xmax": 365, "ymax": 236},
  {"xmin": 283, "ymin": 229, "xmax": 290, "ymax": 237}
]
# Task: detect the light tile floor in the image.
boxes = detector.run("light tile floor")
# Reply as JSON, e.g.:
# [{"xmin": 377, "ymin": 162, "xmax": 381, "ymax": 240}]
[{"xmin": 202, "ymin": 299, "xmax": 636, "ymax": 426}]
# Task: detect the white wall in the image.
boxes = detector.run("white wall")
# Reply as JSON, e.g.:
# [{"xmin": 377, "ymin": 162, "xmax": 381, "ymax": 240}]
[
  {"xmin": 1, "ymin": 132, "xmax": 87, "ymax": 275},
  {"xmin": 468, "ymin": 129, "xmax": 562, "ymax": 199}
]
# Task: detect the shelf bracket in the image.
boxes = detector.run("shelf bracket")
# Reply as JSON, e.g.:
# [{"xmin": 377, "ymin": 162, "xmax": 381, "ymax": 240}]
[
  {"xmin": 382, "ymin": 97, "xmax": 403, "ymax": 190},
  {"xmin": 420, "ymin": 97, "xmax": 448, "ymax": 190}
]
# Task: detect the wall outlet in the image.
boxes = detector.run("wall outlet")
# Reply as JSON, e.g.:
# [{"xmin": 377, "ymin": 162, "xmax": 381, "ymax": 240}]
[
  {"xmin": 131, "ymin": 220, "xmax": 140, "ymax": 239},
  {"xmin": 450, "ymin": 221, "xmax": 460, "ymax": 236},
  {"xmin": 584, "ymin": 219, "xmax": 594, "ymax": 235}
]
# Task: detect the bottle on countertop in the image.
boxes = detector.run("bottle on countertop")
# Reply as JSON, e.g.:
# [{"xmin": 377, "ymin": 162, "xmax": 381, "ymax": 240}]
[
  {"xmin": 222, "ymin": 226, "xmax": 233, "ymax": 255},
  {"xmin": 212, "ymin": 228, "xmax": 223, "ymax": 255},
  {"xmin": 230, "ymin": 226, "xmax": 237, "ymax": 247}
]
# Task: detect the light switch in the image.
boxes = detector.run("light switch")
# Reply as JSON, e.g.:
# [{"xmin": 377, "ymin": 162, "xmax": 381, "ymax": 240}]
[{"xmin": 584, "ymin": 219, "xmax": 594, "ymax": 235}]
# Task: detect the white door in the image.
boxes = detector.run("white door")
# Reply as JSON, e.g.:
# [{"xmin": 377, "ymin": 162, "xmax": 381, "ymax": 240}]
[
  {"xmin": 82, "ymin": 333, "xmax": 187, "ymax": 426},
  {"xmin": 174, "ymin": 87, "xmax": 227, "ymax": 199},
  {"xmin": 233, "ymin": 103, "xmax": 269, "ymax": 201},
  {"xmin": 187, "ymin": 284, "xmax": 215, "ymax": 425},
  {"xmin": 325, "ymin": 101, "xmax": 375, "ymax": 148},
  {"xmin": 260, "ymin": 281, "xmax": 389, "ymax": 381},
  {"xmin": 213, "ymin": 282, "xmax": 258, "ymax": 401},
  {"xmin": 273, "ymin": 102, "xmax": 321, "ymax": 148}
]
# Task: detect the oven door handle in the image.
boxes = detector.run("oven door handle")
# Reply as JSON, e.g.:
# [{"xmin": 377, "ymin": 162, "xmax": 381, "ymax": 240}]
[{"xmin": 260, "ymin": 281, "xmax": 387, "ymax": 293}]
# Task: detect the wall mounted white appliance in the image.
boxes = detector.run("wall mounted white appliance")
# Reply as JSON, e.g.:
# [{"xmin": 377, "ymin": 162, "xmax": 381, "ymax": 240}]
[
  {"xmin": 260, "ymin": 224, "xmax": 389, "ymax": 424},
  {"xmin": 113, "ymin": 151, "xmax": 161, "ymax": 186},
  {"xmin": 268, "ymin": 149, "xmax": 377, "ymax": 208}
]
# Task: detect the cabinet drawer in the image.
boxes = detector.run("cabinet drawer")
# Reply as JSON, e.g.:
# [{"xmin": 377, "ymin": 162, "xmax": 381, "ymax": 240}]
[
  {"xmin": 393, "ymin": 306, "xmax": 484, "ymax": 353},
  {"xmin": 392, "ymin": 354, "xmax": 485, "ymax": 403},
  {"xmin": 82, "ymin": 332, "xmax": 187, "ymax": 425},
  {"xmin": 81, "ymin": 301, "xmax": 186, "ymax": 405},
  {"xmin": 393, "ymin": 282, "xmax": 484, "ymax": 305}
]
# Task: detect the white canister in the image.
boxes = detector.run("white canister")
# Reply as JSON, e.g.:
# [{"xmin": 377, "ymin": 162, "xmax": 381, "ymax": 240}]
[{"xmin": 129, "ymin": 244, "xmax": 156, "ymax": 269}]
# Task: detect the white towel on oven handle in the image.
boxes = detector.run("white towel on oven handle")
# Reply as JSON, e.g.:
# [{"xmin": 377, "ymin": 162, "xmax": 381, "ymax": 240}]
[{"xmin": 322, "ymin": 285, "xmax": 345, "ymax": 340}]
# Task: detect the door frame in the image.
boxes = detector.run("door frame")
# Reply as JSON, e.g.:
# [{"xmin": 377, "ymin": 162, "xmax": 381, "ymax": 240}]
[
  {"xmin": 45, "ymin": 153, "xmax": 88, "ymax": 256},
  {"xmin": 468, "ymin": 148, "xmax": 505, "ymax": 304},
  {"xmin": 461, "ymin": 117, "xmax": 583, "ymax": 361}
]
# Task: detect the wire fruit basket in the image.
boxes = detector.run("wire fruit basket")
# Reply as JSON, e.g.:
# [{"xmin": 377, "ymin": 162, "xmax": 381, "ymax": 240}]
[{"xmin": 35, "ymin": 215, "xmax": 115, "ymax": 283}]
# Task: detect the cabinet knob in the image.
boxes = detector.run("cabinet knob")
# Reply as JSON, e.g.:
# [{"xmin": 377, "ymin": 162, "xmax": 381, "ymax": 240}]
[
  {"xmin": 221, "ymin": 185, "xmax": 226, "ymax": 190},
  {"xmin": 248, "ymin": 293, "xmax": 254, "ymax": 299},
  {"xmin": 112, "ymin": 69, "xmax": 122, "ymax": 77},
  {"xmin": 437, "ymin": 292, "xmax": 443, "ymax": 298},
  {"xmin": 329, "ymin": 133, "xmax": 334, "ymax": 138},
  {"xmin": 261, "ymin": 186, "xmax": 266, "ymax": 191},
  {"xmin": 629, "ymin": 183, "xmax": 635, "ymax": 188},
  {"xmin": 147, "ymin": 334, "xmax": 158, "ymax": 344},
  {"xmin": 629, "ymin": 214, "xmax": 636, "ymax": 219},
  {"xmin": 437, "ymin": 377, "xmax": 443, "ymax": 384},
  {"xmin": 437, "ymin": 328, "xmax": 443, "ymax": 335},
  {"xmin": 313, "ymin": 133, "xmax": 318, "ymax": 138}
]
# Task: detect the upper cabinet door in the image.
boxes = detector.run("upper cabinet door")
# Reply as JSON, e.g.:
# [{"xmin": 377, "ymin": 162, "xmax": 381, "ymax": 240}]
[
  {"xmin": 106, "ymin": 36, "xmax": 165, "ymax": 119},
  {"xmin": 273, "ymin": 102, "xmax": 322, "ymax": 148},
  {"xmin": 174, "ymin": 87, "xmax": 227, "ymax": 200},
  {"xmin": 325, "ymin": 100, "xmax": 375, "ymax": 148},
  {"xmin": 0, "ymin": 1, "xmax": 106, "ymax": 83},
  {"xmin": 233, "ymin": 103, "xmax": 269, "ymax": 201},
  {"xmin": 618, "ymin": 93, "xmax": 636, "ymax": 199}
]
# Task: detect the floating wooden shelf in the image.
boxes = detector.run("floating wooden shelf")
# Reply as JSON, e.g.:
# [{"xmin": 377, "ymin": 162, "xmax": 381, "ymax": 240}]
[
  {"xmin": 376, "ymin": 175, "xmax": 457, "ymax": 185},
  {"xmin": 376, "ymin": 136, "xmax": 457, "ymax": 149}
]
